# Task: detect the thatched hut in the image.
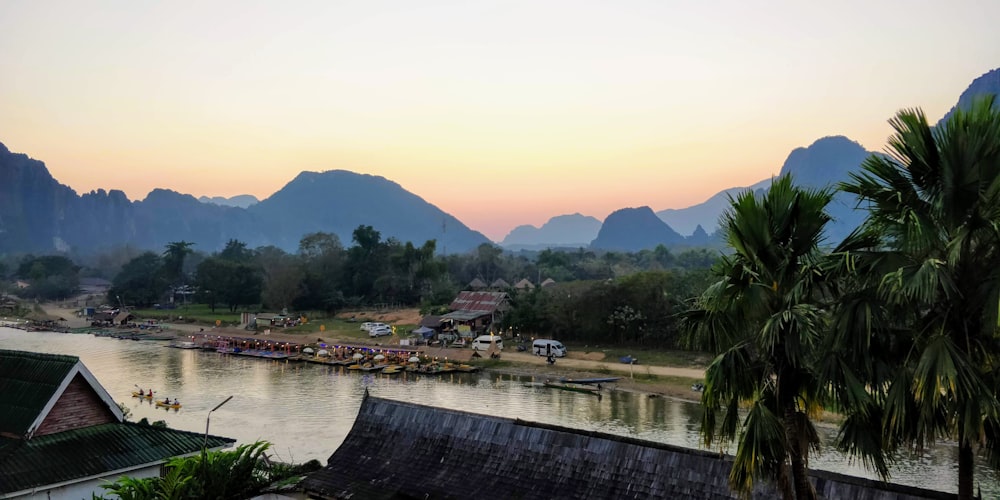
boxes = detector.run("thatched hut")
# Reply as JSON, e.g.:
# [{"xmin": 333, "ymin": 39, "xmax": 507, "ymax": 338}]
[{"xmin": 302, "ymin": 395, "xmax": 951, "ymax": 500}]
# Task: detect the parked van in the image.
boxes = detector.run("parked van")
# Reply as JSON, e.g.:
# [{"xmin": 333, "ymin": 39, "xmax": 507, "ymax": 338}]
[
  {"xmin": 470, "ymin": 335, "xmax": 504, "ymax": 352},
  {"xmin": 532, "ymin": 339, "xmax": 567, "ymax": 357}
]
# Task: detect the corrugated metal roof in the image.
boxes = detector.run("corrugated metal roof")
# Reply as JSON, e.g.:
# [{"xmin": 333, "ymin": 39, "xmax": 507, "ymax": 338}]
[
  {"xmin": 0, "ymin": 422, "xmax": 235, "ymax": 495},
  {"xmin": 447, "ymin": 291, "xmax": 507, "ymax": 314},
  {"xmin": 440, "ymin": 310, "xmax": 488, "ymax": 321},
  {"xmin": 0, "ymin": 350, "xmax": 77, "ymax": 437}
]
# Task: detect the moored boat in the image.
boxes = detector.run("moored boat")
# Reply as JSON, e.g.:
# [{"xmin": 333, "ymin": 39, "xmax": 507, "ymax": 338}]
[
  {"xmin": 544, "ymin": 381, "xmax": 601, "ymax": 395},
  {"xmin": 558, "ymin": 377, "xmax": 620, "ymax": 385}
]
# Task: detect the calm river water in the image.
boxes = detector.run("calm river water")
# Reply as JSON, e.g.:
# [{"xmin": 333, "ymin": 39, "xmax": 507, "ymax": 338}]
[{"xmin": 2, "ymin": 327, "xmax": 996, "ymax": 496}]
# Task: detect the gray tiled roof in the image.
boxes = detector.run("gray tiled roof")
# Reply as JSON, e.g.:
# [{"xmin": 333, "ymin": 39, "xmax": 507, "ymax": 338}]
[{"xmin": 302, "ymin": 395, "xmax": 954, "ymax": 500}]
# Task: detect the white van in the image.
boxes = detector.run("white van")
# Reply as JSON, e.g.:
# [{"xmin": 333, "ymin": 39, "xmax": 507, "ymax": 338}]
[
  {"xmin": 532, "ymin": 339, "xmax": 567, "ymax": 357},
  {"xmin": 470, "ymin": 335, "xmax": 503, "ymax": 352}
]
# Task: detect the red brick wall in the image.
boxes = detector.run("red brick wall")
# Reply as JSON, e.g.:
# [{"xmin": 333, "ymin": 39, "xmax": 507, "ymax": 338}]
[{"xmin": 34, "ymin": 373, "xmax": 117, "ymax": 436}]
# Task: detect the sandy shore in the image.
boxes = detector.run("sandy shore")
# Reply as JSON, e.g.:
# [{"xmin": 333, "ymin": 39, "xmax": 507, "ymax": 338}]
[{"xmin": 38, "ymin": 303, "xmax": 707, "ymax": 402}]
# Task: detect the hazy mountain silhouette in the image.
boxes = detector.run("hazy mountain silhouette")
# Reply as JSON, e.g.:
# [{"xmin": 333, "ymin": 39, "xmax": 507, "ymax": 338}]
[
  {"xmin": 246, "ymin": 170, "xmax": 489, "ymax": 253},
  {"xmin": 938, "ymin": 68, "xmax": 1000, "ymax": 125},
  {"xmin": 657, "ymin": 178, "xmax": 772, "ymax": 236},
  {"xmin": 500, "ymin": 213, "xmax": 602, "ymax": 249},
  {"xmin": 0, "ymin": 146, "xmax": 488, "ymax": 255},
  {"xmin": 590, "ymin": 206, "xmax": 686, "ymax": 251},
  {"xmin": 198, "ymin": 194, "xmax": 259, "ymax": 208},
  {"xmin": 656, "ymin": 136, "xmax": 872, "ymax": 244}
]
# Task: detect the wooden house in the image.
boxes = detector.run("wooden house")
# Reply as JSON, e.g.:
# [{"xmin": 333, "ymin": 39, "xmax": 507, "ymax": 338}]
[
  {"xmin": 0, "ymin": 349, "xmax": 234, "ymax": 499},
  {"xmin": 302, "ymin": 395, "xmax": 953, "ymax": 500},
  {"xmin": 440, "ymin": 291, "xmax": 509, "ymax": 336}
]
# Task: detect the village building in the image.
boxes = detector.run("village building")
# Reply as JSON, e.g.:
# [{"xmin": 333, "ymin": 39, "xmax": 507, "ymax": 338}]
[
  {"xmin": 0, "ymin": 349, "xmax": 234, "ymax": 499},
  {"xmin": 439, "ymin": 291, "xmax": 509, "ymax": 337},
  {"xmin": 466, "ymin": 277, "xmax": 487, "ymax": 290},
  {"xmin": 302, "ymin": 395, "xmax": 952, "ymax": 500},
  {"xmin": 489, "ymin": 278, "xmax": 510, "ymax": 289},
  {"xmin": 540, "ymin": 277, "xmax": 557, "ymax": 288},
  {"xmin": 513, "ymin": 278, "xmax": 535, "ymax": 291}
]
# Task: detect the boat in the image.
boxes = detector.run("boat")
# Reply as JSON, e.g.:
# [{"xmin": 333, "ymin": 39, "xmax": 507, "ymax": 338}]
[
  {"xmin": 544, "ymin": 381, "xmax": 602, "ymax": 395},
  {"xmin": 455, "ymin": 364, "xmax": 481, "ymax": 373},
  {"xmin": 558, "ymin": 377, "xmax": 620, "ymax": 385},
  {"xmin": 169, "ymin": 340, "xmax": 199, "ymax": 349},
  {"xmin": 131, "ymin": 391, "xmax": 154, "ymax": 399},
  {"xmin": 381, "ymin": 365, "xmax": 403, "ymax": 375},
  {"xmin": 359, "ymin": 364, "xmax": 386, "ymax": 372},
  {"xmin": 155, "ymin": 400, "xmax": 182, "ymax": 409}
]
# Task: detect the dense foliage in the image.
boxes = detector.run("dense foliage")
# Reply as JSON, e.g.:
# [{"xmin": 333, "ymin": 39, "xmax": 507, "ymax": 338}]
[
  {"xmin": 91, "ymin": 228, "xmax": 719, "ymax": 322},
  {"xmin": 835, "ymin": 96, "xmax": 1000, "ymax": 500},
  {"xmin": 13, "ymin": 254, "xmax": 80, "ymax": 300},
  {"xmin": 684, "ymin": 176, "xmax": 835, "ymax": 500},
  {"xmin": 94, "ymin": 441, "xmax": 319, "ymax": 500}
]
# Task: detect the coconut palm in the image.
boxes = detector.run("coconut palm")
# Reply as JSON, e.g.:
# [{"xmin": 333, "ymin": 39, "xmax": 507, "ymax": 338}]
[
  {"xmin": 840, "ymin": 95, "xmax": 1000, "ymax": 500},
  {"xmin": 684, "ymin": 175, "xmax": 835, "ymax": 500}
]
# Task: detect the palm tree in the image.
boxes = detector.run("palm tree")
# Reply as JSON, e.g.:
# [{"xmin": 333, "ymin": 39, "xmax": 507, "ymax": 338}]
[
  {"xmin": 684, "ymin": 175, "xmax": 834, "ymax": 500},
  {"xmin": 840, "ymin": 95, "xmax": 1000, "ymax": 500},
  {"xmin": 162, "ymin": 241, "xmax": 194, "ymax": 286}
]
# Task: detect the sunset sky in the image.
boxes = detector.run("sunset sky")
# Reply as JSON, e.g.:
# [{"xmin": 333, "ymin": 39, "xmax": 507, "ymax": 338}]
[{"xmin": 1, "ymin": 1, "xmax": 998, "ymax": 241}]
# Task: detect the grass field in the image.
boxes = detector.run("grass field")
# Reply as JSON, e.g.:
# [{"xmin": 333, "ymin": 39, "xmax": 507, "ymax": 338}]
[{"xmin": 130, "ymin": 304, "xmax": 243, "ymax": 325}]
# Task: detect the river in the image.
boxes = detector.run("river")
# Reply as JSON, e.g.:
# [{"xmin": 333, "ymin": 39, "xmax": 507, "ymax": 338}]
[{"xmin": 2, "ymin": 327, "xmax": 996, "ymax": 496}]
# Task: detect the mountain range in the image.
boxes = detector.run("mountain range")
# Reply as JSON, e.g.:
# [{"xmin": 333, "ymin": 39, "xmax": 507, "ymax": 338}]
[
  {"xmin": 1, "ymin": 67, "xmax": 998, "ymax": 257},
  {"xmin": 0, "ymin": 150, "xmax": 489, "ymax": 255},
  {"xmin": 506, "ymin": 67, "xmax": 1000, "ymax": 250}
]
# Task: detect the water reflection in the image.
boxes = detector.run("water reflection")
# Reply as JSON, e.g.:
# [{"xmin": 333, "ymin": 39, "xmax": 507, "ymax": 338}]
[{"xmin": 1, "ymin": 327, "xmax": 995, "ymax": 495}]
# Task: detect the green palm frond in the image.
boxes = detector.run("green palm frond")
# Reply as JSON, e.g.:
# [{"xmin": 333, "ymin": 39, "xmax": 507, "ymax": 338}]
[{"xmin": 730, "ymin": 397, "xmax": 787, "ymax": 495}]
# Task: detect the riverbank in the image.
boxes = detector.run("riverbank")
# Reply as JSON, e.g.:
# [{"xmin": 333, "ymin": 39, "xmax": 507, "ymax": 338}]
[{"xmin": 37, "ymin": 302, "xmax": 707, "ymax": 402}]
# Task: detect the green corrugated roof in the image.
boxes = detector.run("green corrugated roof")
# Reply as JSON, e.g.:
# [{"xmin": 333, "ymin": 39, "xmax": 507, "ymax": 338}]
[
  {"xmin": 0, "ymin": 349, "xmax": 79, "ymax": 437},
  {"xmin": 0, "ymin": 422, "xmax": 235, "ymax": 495},
  {"xmin": 441, "ymin": 310, "xmax": 489, "ymax": 321}
]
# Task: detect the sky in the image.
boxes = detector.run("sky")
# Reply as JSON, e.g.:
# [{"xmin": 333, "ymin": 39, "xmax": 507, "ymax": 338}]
[{"xmin": 1, "ymin": 1, "xmax": 999, "ymax": 241}]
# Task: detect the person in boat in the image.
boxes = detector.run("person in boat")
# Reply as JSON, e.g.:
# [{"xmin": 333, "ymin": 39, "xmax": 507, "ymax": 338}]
[
  {"xmin": 163, "ymin": 397, "xmax": 170, "ymax": 405},
  {"xmin": 138, "ymin": 388, "xmax": 144, "ymax": 396},
  {"xmin": 173, "ymin": 398, "xmax": 179, "ymax": 405}
]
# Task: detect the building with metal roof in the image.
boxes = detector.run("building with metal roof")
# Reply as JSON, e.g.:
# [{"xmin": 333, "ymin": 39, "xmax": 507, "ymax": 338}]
[
  {"xmin": 440, "ymin": 291, "xmax": 509, "ymax": 335},
  {"xmin": 0, "ymin": 349, "xmax": 234, "ymax": 499},
  {"xmin": 302, "ymin": 395, "xmax": 953, "ymax": 500}
]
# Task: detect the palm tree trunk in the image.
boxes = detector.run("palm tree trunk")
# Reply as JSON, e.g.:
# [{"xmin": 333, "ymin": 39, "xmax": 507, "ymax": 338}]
[
  {"xmin": 958, "ymin": 441, "xmax": 974, "ymax": 500},
  {"xmin": 783, "ymin": 405, "xmax": 817, "ymax": 500}
]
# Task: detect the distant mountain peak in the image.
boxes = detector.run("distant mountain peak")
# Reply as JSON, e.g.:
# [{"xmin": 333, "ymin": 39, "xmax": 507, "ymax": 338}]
[
  {"xmin": 939, "ymin": 67, "xmax": 1000, "ymax": 125},
  {"xmin": 591, "ymin": 206, "xmax": 684, "ymax": 251},
  {"xmin": 198, "ymin": 194, "xmax": 260, "ymax": 208},
  {"xmin": 500, "ymin": 213, "xmax": 602, "ymax": 248}
]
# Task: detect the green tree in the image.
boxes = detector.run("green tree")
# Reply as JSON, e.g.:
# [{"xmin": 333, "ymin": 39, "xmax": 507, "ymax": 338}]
[
  {"xmin": 684, "ymin": 175, "xmax": 834, "ymax": 500},
  {"xmin": 162, "ymin": 241, "xmax": 194, "ymax": 288},
  {"xmin": 839, "ymin": 97, "xmax": 1000, "ymax": 499},
  {"xmin": 109, "ymin": 253, "xmax": 166, "ymax": 308},
  {"xmin": 296, "ymin": 232, "xmax": 345, "ymax": 311},
  {"xmin": 15, "ymin": 255, "xmax": 81, "ymax": 300},
  {"xmin": 255, "ymin": 246, "xmax": 304, "ymax": 312},
  {"xmin": 194, "ymin": 257, "xmax": 262, "ymax": 313},
  {"xmin": 344, "ymin": 225, "xmax": 387, "ymax": 300},
  {"xmin": 218, "ymin": 239, "xmax": 252, "ymax": 263}
]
